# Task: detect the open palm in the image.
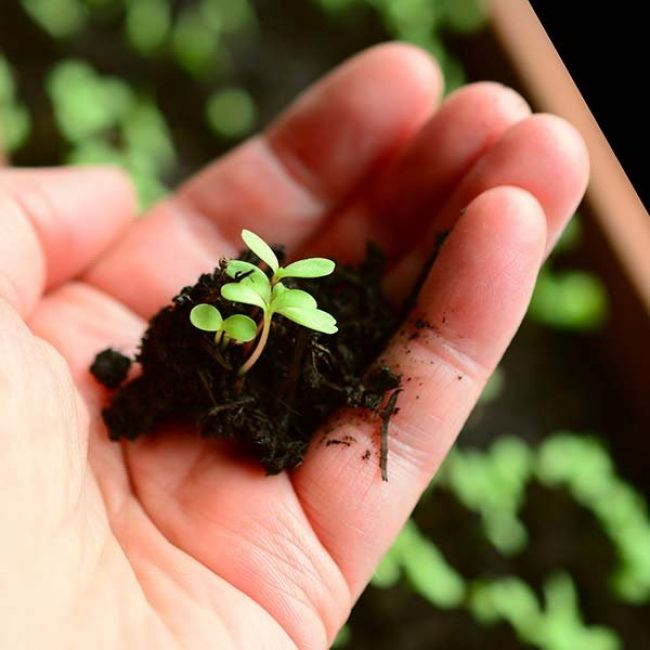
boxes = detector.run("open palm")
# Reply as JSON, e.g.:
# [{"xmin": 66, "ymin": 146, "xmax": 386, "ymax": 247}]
[{"xmin": 1, "ymin": 45, "xmax": 588, "ymax": 649}]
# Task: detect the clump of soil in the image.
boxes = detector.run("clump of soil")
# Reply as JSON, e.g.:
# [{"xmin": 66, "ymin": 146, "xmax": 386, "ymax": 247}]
[{"xmin": 91, "ymin": 244, "xmax": 404, "ymax": 475}]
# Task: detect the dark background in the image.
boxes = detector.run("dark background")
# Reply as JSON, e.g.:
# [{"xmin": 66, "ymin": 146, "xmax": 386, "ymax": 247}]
[{"xmin": 529, "ymin": 2, "xmax": 647, "ymax": 212}]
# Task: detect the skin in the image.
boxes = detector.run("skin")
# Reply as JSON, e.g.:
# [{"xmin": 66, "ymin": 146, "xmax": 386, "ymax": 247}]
[{"xmin": 0, "ymin": 44, "xmax": 588, "ymax": 649}]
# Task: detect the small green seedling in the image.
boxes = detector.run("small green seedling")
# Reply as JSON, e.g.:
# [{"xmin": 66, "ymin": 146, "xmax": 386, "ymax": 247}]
[
  {"xmin": 221, "ymin": 229, "xmax": 338, "ymax": 375},
  {"xmin": 189, "ymin": 304, "xmax": 257, "ymax": 347}
]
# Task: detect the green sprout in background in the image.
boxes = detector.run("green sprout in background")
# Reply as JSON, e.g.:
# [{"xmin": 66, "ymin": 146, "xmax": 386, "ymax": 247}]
[
  {"xmin": 206, "ymin": 87, "xmax": 257, "ymax": 139},
  {"xmin": 529, "ymin": 268, "xmax": 608, "ymax": 331},
  {"xmin": 470, "ymin": 572, "xmax": 620, "ymax": 650},
  {"xmin": 125, "ymin": 0, "xmax": 171, "ymax": 55},
  {"xmin": 351, "ymin": 430, "xmax": 650, "ymax": 650},
  {"xmin": 171, "ymin": 4, "xmax": 221, "ymax": 78},
  {"xmin": 48, "ymin": 60, "xmax": 176, "ymax": 208},
  {"xmin": 315, "ymin": 0, "xmax": 487, "ymax": 92},
  {"xmin": 194, "ymin": 230, "xmax": 337, "ymax": 376},
  {"xmin": 0, "ymin": 56, "xmax": 30, "ymax": 153},
  {"xmin": 528, "ymin": 217, "xmax": 609, "ymax": 331},
  {"xmin": 20, "ymin": 0, "xmax": 87, "ymax": 39}
]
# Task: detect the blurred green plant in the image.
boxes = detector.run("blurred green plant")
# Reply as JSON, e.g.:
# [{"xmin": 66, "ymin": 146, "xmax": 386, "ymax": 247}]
[
  {"xmin": 528, "ymin": 216, "xmax": 609, "ymax": 331},
  {"xmin": 171, "ymin": 5, "xmax": 221, "ymax": 78},
  {"xmin": 470, "ymin": 573, "xmax": 620, "ymax": 650},
  {"xmin": 206, "ymin": 87, "xmax": 257, "ymax": 139},
  {"xmin": 2, "ymin": 0, "xmax": 263, "ymax": 241},
  {"xmin": 334, "ymin": 430, "xmax": 650, "ymax": 649},
  {"xmin": 167, "ymin": 0, "xmax": 255, "ymax": 79},
  {"xmin": 21, "ymin": 0, "xmax": 87, "ymax": 38},
  {"xmin": 438, "ymin": 436, "xmax": 533, "ymax": 554},
  {"xmin": 314, "ymin": 0, "xmax": 487, "ymax": 92},
  {"xmin": 528, "ymin": 268, "xmax": 608, "ymax": 331},
  {"xmin": 48, "ymin": 61, "xmax": 134, "ymax": 142},
  {"xmin": 537, "ymin": 434, "xmax": 650, "ymax": 603},
  {"xmin": 373, "ymin": 519, "xmax": 466, "ymax": 607},
  {"xmin": 48, "ymin": 60, "xmax": 176, "ymax": 208},
  {"xmin": 0, "ymin": 56, "xmax": 31, "ymax": 153}
]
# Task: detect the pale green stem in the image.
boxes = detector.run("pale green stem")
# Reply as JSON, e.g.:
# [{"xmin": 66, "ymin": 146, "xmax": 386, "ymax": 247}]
[
  {"xmin": 214, "ymin": 330, "xmax": 223, "ymax": 345},
  {"xmin": 238, "ymin": 314, "xmax": 271, "ymax": 376}
]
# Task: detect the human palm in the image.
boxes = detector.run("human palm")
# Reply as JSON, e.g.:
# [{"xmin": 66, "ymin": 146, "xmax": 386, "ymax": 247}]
[{"xmin": 0, "ymin": 45, "xmax": 588, "ymax": 649}]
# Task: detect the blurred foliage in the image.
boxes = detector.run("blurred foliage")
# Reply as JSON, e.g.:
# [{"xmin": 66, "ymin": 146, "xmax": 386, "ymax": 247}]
[
  {"xmin": 2, "ymin": 0, "xmax": 486, "ymax": 208},
  {"xmin": 538, "ymin": 435, "xmax": 650, "ymax": 603},
  {"xmin": 206, "ymin": 87, "xmax": 257, "ymax": 139},
  {"xmin": 374, "ymin": 519, "xmax": 467, "ymax": 608},
  {"xmin": 529, "ymin": 269, "xmax": 608, "ymax": 331},
  {"xmin": 0, "ymin": 56, "xmax": 31, "ymax": 153},
  {"xmin": 171, "ymin": 5, "xmax": 221, "ymax": 78},
  {"xmin": 20, "ymin": 0, "xmax": 87, "ymax": 38},
  {"xmin": 48, "ymin": 61, "xmax": 134, "ymax": 142},
  {"xmin": 316, "ymin": 0, "xmax": 486, "ymax": 92},
  {"xmin": 125, "ymin": 0, "xmax": 171, "ymax": 55},
  {"xmin": 352, "ymin": 431, "xmax": 650, "ymax": 649},
  {"xmin": 4, "ymin": 0, "xmax": 258, "ymax": 207},
  {"xmin": 439, "ymin": 436, "xmax": 533, "ymax": 555},
  {"xmin": 528, "ymin": 216, "xmax": 609, "ymax": 331},
  {"xmin": 48, "ymin": 60, "xmax": 176, "ymax": 208},
  {"xmin": 470, "ymin": 573, "xmax": 620, "ymax": 650}
]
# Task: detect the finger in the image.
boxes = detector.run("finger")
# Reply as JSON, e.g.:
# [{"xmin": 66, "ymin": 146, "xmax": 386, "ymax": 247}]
[
  {"xmin": 86, "ymin": 44, "xmax": 442, "ymax": 317},
  {"xmin": 291, "ymin": 186, "xmax": 548, "ymax": 596},
  {"xmin": 0, "ymin": 167, "xmax": 135, "ymax": 317},
  {"xmin": 309, "ymin": 82, "xmax": 531, "ymax": 261},
  {"xmin": 386, "ymin": 114, "xmax": 589, "ymax": 298}
]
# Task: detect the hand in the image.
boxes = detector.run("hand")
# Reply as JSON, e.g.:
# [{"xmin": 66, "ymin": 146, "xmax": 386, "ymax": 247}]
[{"xmin": 0, "ymin": 44, "xmax": 588, "ymax": 649}]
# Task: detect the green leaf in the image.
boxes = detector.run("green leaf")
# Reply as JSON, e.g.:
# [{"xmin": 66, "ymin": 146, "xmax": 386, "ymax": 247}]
[
  {"xmin": 245, "ymin": 273, "xmax": 271, "ymax": 303},
  {"xmin": 222, "ymin": 314, "xmax": 257, "ymax": 342},
  {"xmin": 189, "ymin": 304, "xmax": 223, "ymax": 331},
  {"xmin": 271, "ymin": 288, "xmax": 317, "ymax": 312},
  {"xmin": 241, "ymin": 229, "xmax": 279, "ymax": 271},
  {"xmin": 221, "ymin": 282, "xmax": 267, "ymax": 310},
  {"xmin": 276, "ymin": 257, "xmax": 335, "ymax": 279},
  {"xmin": 272, "ymin": 282, "xmax": 288, "ymax": 298},
  {"xmin": 225, "ymin": 259, "xmax": 268, "ymax": 283},
  {"xmin": 225, "ymin": 260, "xmax": 271, "ymax": 302},
  {"xmin": 277, "ymin": 306, "xmax": 338, "ymax": 334}
]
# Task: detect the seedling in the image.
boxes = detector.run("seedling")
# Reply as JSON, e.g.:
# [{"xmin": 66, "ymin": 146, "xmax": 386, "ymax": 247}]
[
  {"xmin": 189, "ymin": 304, "xmax": 257, "ymax": 347},
  {"xmin": 221, "ymin": 229, "xmax": 338, "ymax": 375}
]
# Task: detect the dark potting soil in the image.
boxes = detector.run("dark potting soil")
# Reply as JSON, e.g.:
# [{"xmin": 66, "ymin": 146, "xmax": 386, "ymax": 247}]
[{"xmin": 91, "ymin": 244, "xmax": 405, "ymax": 475}]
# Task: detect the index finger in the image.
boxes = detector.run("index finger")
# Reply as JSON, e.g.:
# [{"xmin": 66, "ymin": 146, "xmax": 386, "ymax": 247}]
[{"xmin": 290, "ymin": 185, "xmax": 577, "ymax": 597}]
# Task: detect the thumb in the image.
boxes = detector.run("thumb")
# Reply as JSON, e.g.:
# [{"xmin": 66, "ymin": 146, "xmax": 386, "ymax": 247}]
[{"xmin": 0, "ymin": 298, "xmax": 87, "ymax": 532}]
